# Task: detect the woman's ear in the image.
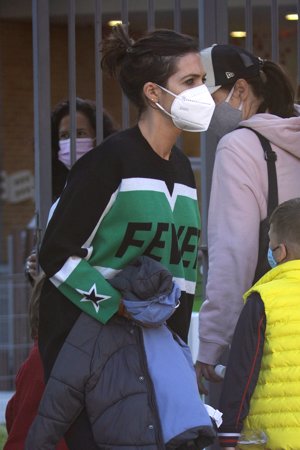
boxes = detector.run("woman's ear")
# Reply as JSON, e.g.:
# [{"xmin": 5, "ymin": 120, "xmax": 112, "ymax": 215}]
[
  {"xmin": 233, "ymin": 78, "xmax": 260, "ymax": 119},
  {"xmin": 143, "ymin": 82, "xmax": 160, "ymax": 104},
  {"xmin": 232, "ymin": 78, "xmax": 249, "ymax": 102}
]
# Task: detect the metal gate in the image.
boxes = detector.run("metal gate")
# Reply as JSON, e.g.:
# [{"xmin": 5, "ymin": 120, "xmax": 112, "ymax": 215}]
[
  {"xmin": 32, "ymin": 0, "xmax": 300, "ymax": 274},
  {"xmin": 0, "ymin": 0, "xmax": 299, "ymax": 443}
]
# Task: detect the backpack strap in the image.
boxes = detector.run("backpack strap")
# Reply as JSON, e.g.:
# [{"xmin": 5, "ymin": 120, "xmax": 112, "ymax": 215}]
[
  {"xmin": 237, "ymin": 127, "xmax": 278, "ymax": 215},
  {"xmin": 237, "ymin": 126, "xmax": 279, "ymax": 282}
]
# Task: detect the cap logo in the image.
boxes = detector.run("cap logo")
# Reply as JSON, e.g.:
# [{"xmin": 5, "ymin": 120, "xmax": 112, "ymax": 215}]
[{"xmin": 225, "ymin": 71, "xmax": 235, "ymax": 79}]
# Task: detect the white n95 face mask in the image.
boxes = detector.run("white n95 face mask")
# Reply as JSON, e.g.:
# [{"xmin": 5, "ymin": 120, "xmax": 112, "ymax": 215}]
[{"xmin": 155, "ymin": 84, "xmax": 215, "ymax": 132}]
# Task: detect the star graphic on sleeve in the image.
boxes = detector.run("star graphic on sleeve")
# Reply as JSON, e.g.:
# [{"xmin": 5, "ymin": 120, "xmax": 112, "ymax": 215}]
[{"xmin": 76, "ymin": 284, "xmax": 111, "ymax": 313}]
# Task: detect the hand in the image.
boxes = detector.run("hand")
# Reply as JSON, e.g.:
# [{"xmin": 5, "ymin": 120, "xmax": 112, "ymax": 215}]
[
  {"xmin": 118, "ymin": 303, "xmax": 159, "ymax": 328},
  {"xmin": 195, "ymin": 360, "xmax": 224, "ymax": 395},
  {"xmin": 25, "ymin": 251, "xmax": 38, "ymax": 282},
  {"xmin": 117, "ymin": 300, "xmax": 131, "ymax": 319}
]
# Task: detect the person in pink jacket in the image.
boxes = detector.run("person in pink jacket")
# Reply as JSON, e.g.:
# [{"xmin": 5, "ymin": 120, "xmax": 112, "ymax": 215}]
[{"xmin": 195, "ymin": 44, "xmax": 300, "ymax": 394}]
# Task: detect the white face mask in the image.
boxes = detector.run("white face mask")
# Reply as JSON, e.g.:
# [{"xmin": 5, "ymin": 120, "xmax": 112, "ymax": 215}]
[
  {"xmin": 58, "ymin": 138, "xmax": 94, "ymax": 169},
  {"xmin": 208, "ymin": 86, "xmax": 243, "ymax": 140},
  {"xmin": 155, "ymin": 84, "xmax": 215, "ymax": 132}
]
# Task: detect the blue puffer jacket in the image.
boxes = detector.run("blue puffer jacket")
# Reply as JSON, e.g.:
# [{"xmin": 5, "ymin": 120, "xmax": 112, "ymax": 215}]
[{"xmin": 25, "ymin": 257, "xmax": 216, "ymax": 450}]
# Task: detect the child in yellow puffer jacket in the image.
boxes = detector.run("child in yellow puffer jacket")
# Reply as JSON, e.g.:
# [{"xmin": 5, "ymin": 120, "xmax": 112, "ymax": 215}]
[{"xmin": 218, "ymin": 197, "xmax": 300, "ymax": 450}]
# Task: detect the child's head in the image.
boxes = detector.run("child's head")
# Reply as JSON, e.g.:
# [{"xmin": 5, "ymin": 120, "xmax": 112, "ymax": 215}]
[
  {"xmin": 29, "ymin": 273, "xmax": 46, "ymax": 339},
  {"xmin": 269, "ymin": 198, "xmax": 300, "ymax": 265}
]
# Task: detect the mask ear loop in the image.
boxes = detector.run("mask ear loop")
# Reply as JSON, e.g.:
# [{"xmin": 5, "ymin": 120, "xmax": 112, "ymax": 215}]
[
  {"xmin": 225, "ymin": 86, "xmax": 235, "ymax": 103},
  {"xmin": 155, "ymin": 101, "xmax": 175, "ymax": 121},
  {"xmin": 154, "ymin": 84, "xmax": 177, "ymax": 121},
  {"xmin": 155, "ymin": 83, "xmax": 177, "ymax": 98},
  {"xmin": 225, "ymin": 85, "xmax": 243, "ymax": 111}
]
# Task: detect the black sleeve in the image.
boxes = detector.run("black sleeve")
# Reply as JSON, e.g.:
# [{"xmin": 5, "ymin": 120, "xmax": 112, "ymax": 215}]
[
  {"xmin": 218, "ymin": 292, "xmax": 266, "ymax": 437},
  {"xmin": 39, "ymin": 145, "xmax": 121, "ymax": 277}
]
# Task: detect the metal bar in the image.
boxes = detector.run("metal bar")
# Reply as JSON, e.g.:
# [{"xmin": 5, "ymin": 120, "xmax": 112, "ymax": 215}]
[
  {"xmin": 95, "ymin": 0, "xmax": 104, "ymax": 144},
  {"xmin": 197, "ymin": 2, "xmax": 229, "ymax": 425},
  {"xmin": 32, "ymin": 0, "xmax": 52, "ymax": 236},
  {"xmin": 199, "ymin": 0, "xmax": 228, "ymax": 47},
  {"xmin": 198, "ymin": 0, "xmax": 211, "ymax": 292},
  {"xmin": 6, "ymin": 235, "xmax": 14, "ymax": 372},
  {"xmin": 174, "ymin": 0, "xmax": 182, "ymax": 149},
  {"xmin": 174, "ymin": 0, "xmax": 181, "ymax": 32},
  {"xmin": 216, "ymin": 0, "xmax": 228, "ymax": 44},
  {"xmin": 122, "ymin": 0, "xmax": 130, "ymax": 129},
  {"xmin": 198, "ymin": 0, "xmax": 205, "ymax": 49},
  {"xmin": 147, "ymin": 0, "xmax": 155, "ymax": 31},
  {"xmin": 198, "ymin": 0, "xmax": 211, "ymax": 287},
  {"xmin": 199, "ymin": 0, "xmax": 215, "ymax": 47},
  {"xmin": 271, "ymin": 0, "xmax": 279, "ymax": 62},
  {"xmin": 0, "ymin": 112, "xmax": 3, "ymax": 263},
  {"xmin": 245, "ymin": 0, "xmax": 253, "ymax": 52},
  {"xmin": 68, "ymin": 0, "xmax": 77, "ymax": 166},
  {"xmin": 297, "ymin": 0, "xmax": 300, "ymax": 88},
  {"xmin": 198, "ymin": 0, "xmax": 228, "ymax": 292}
]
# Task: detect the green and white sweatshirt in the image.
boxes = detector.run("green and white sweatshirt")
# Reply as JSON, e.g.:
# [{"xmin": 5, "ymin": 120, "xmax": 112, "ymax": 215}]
[{"xmin": 39, "ymin": 125, "xmax": 200, "ymax": 375}]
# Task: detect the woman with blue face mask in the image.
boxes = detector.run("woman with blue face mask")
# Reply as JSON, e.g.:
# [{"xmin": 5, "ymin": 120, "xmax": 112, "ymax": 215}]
[{"xmin": 195, "ymin": 44, "xmax": 300, "ymax": 396}]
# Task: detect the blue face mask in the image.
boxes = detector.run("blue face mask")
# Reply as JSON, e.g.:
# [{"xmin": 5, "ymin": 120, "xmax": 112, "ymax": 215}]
[{"xmin": 267, "ymin": 247, "xmax": 277, "ymax": 268}]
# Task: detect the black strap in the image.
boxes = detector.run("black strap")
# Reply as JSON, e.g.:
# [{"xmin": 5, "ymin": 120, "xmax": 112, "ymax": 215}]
[{"xmin": 237, "ymin": 127, "xmax": 278, "ymax": 216}]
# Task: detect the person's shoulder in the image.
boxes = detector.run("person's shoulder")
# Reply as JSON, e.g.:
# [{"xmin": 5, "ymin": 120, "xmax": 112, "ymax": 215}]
[
  {"xmin": 217, "ymin": 125, "xmax": 265, "ymax": 158},
  {"xmin": 218, "ymin": 126, "xmax": 252, "ymax": 145},
  {"xmin": 101, "ymin": 126, "xmax": 135, "ymax": 147},
  {"xmin": 69, "ymin": 129, "xmax": 125, "ymax": 172},
  {"xmin": 83, "ymin": 126, "xmax": 139, "ymax": 163}
]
